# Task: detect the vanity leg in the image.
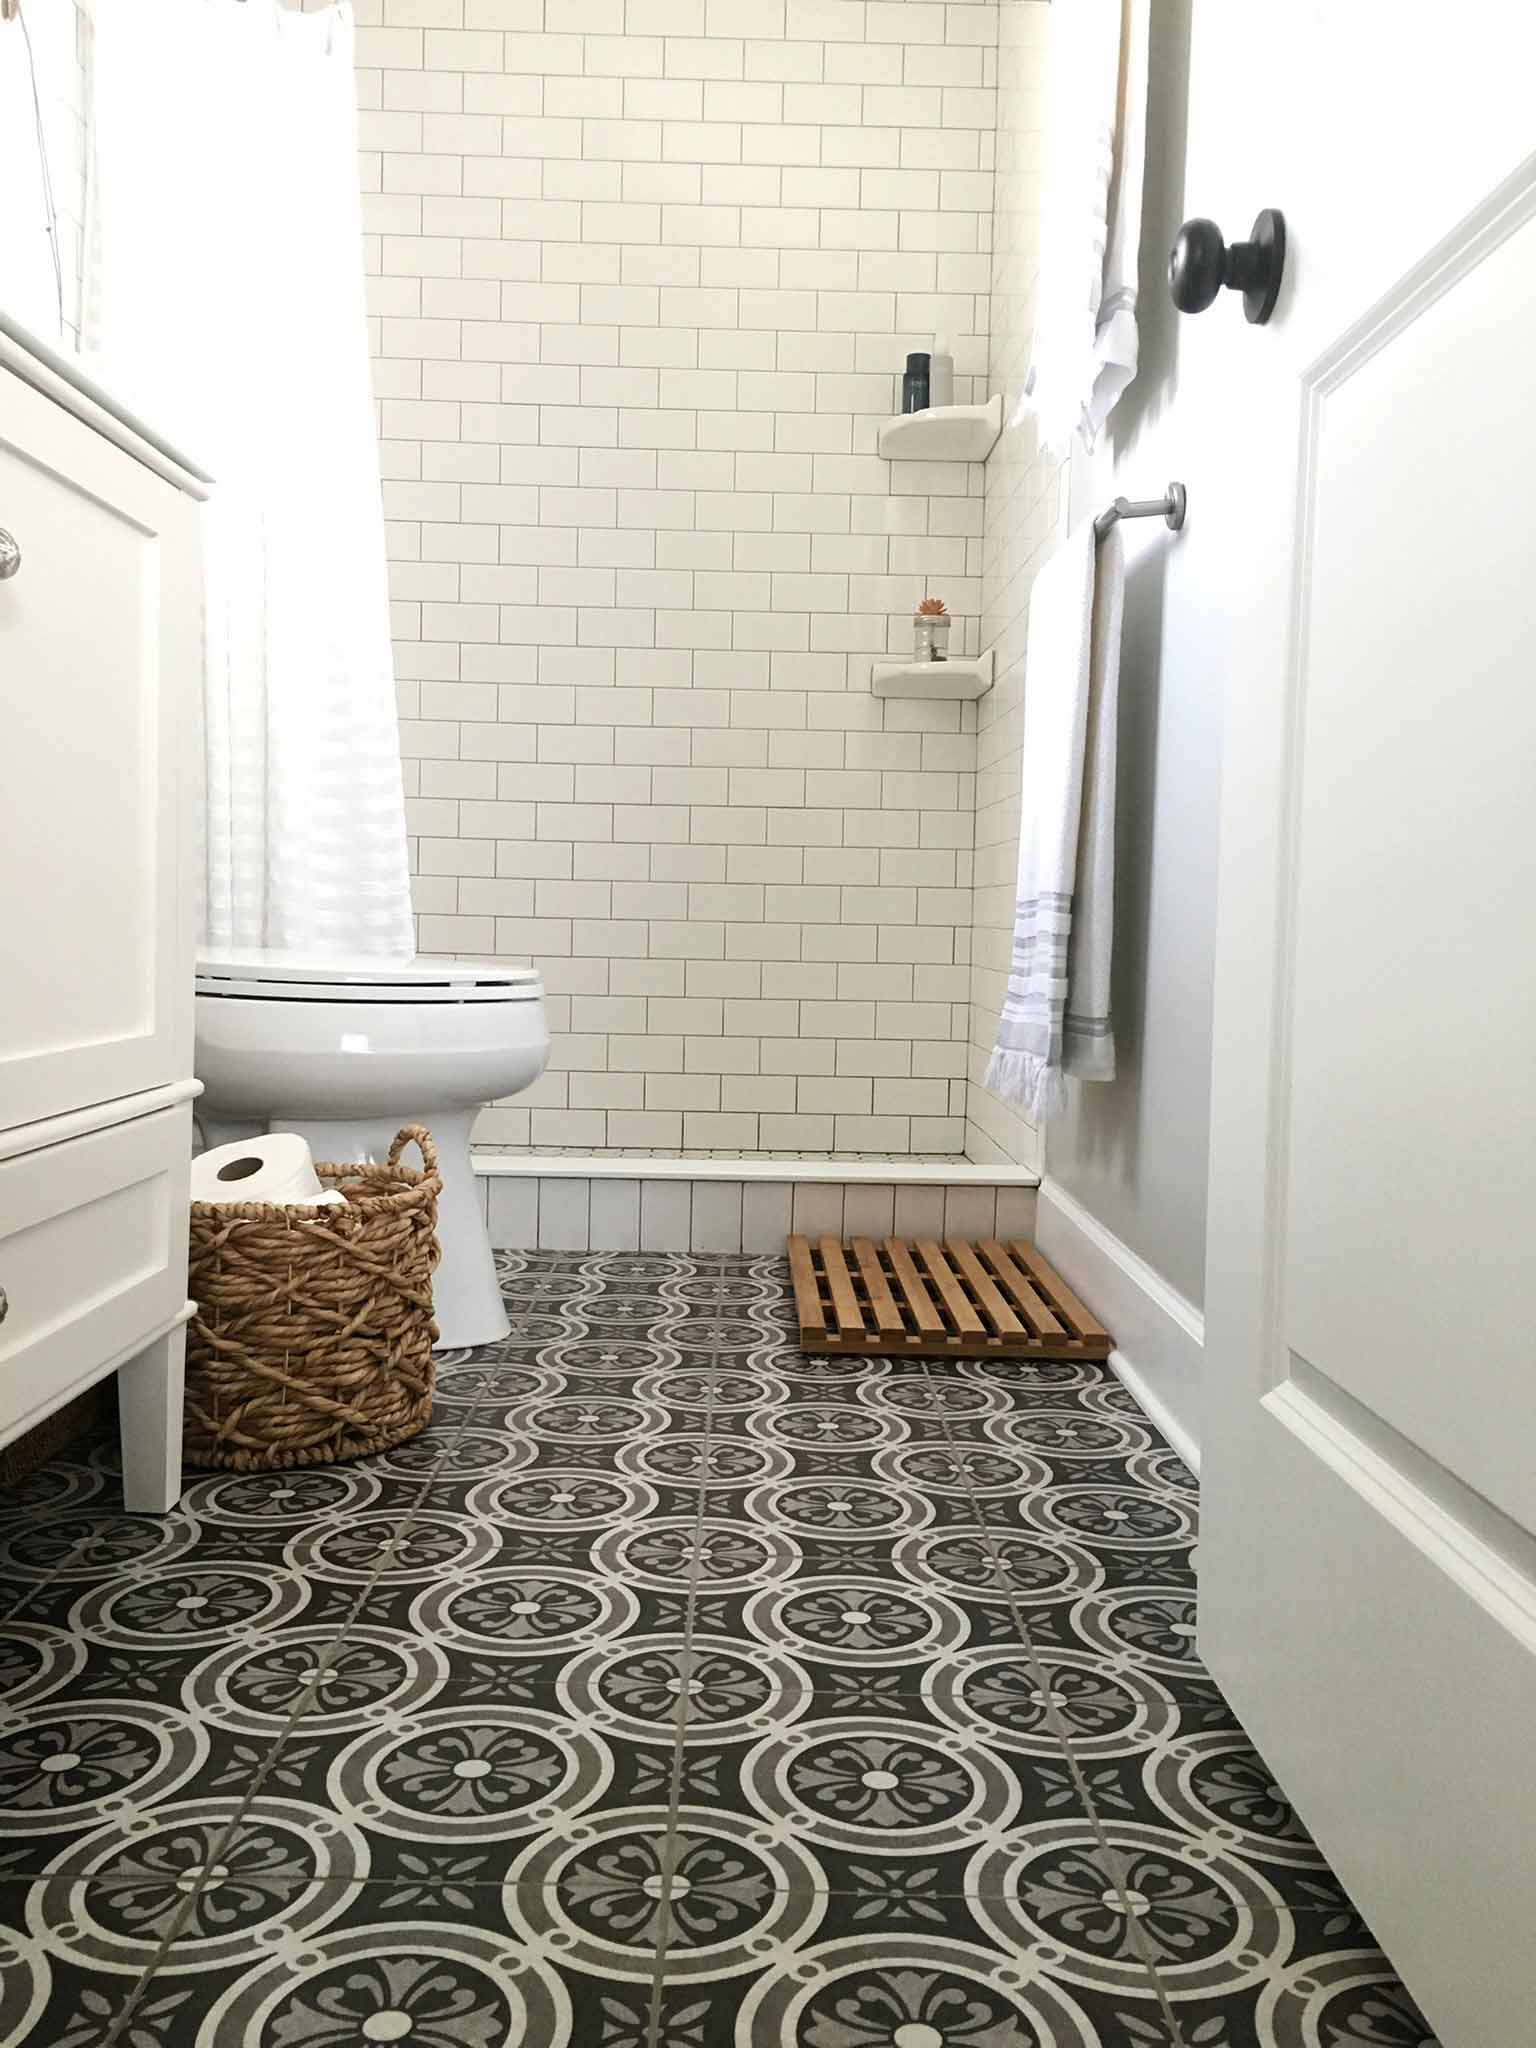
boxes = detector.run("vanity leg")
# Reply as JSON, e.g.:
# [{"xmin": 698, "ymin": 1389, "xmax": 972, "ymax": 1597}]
[{"xmin": 118, "ymin": 1323, "xmax": 186, "ymax": 1514}]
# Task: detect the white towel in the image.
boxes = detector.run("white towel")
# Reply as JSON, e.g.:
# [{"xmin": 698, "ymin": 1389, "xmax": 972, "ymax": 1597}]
[
  {"xmin": 986, "ymin": 522, "xmax": 1124, "ymax": 1121},
  {"xmin": 1022, "ymin": 0, "xmax": 1150, "ymax": 456}
]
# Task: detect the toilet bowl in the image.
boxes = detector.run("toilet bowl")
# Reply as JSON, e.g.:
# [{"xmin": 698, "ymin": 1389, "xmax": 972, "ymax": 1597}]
[{"xmin": 193, "ymin": 950, "xmax": 549, "ymax": 1349}]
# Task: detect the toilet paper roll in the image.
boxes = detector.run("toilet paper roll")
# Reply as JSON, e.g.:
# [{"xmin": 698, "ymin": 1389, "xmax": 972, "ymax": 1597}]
[{"xmin": 191, "ymin": 1134, "xmax": 348, "ymax": 1208}]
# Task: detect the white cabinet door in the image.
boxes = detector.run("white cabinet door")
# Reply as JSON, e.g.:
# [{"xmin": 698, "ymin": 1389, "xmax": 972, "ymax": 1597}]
[
  {"xmin": 1188, "ymin": 5, "xmax": 1536, "ymax": 2040},
  {"xmin": 0, "ymin": 365, "xmax": 198, "ymax": 1132}
]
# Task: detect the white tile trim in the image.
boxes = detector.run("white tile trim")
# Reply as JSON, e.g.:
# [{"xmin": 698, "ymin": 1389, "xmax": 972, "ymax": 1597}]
[
  {"xmin": 485, "ymin": 1161, "xmax": 1038, "ymax": 1253},
  {"xmin": 537, "ymin": 1176, "xmax": 591, "ymax": 1251},
  {"xmin": 474, "ymin": 1149, "xmax": 1040, "ymax": 1187},
  {"xmin": 588, "ymin": 1178, "xmax": 641, "ymax": 1251}
]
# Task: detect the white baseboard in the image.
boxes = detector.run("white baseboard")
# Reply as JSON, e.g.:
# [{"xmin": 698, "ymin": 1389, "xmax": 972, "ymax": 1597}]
[{"xmin": 1032, "ymin": 1177, "xmax": 1205, "ymax": 1472}]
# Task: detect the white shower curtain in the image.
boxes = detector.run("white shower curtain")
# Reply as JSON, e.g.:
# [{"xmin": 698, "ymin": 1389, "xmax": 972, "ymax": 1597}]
[{"xmin": 85, "ymin": 0, "xmax": 414, "ymax": 958}]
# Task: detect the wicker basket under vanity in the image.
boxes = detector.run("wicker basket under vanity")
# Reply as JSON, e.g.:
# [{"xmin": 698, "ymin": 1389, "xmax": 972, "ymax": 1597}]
[{"xmin": 184, "ymin": 1125, "xmax": 442, "ymax": 1471}]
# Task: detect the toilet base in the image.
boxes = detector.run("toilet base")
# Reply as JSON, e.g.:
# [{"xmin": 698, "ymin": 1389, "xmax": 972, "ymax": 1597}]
[{"xmin": 201, "ymin": 1107, "xmax": 509, "ymax": 1351}]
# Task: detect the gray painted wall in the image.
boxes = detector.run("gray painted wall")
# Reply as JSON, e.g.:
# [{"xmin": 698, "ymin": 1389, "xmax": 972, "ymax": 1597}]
[{"xmin": 1047, "ymin": 0, "xmax": 1219, "ymax": 1310}]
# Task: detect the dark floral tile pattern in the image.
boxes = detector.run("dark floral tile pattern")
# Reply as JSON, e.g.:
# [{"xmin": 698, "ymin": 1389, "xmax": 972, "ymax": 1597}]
[
  {"xmin": 645, "ymin": 1928, "xmax": 1178, "ymax": 2048},
  {"xmin": 0, "ymin": 1876, "xmax": 186, "ymax": 2048},
  {"xmin": 0, "ymin": 1252, "xmax": 1440, "ymax": 2047}
]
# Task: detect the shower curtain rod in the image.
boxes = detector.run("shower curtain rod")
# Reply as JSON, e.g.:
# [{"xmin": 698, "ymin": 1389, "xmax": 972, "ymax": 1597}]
[{"xmin": 1094, "ymin": 482, "xmax": 1187, "ymax": 538}]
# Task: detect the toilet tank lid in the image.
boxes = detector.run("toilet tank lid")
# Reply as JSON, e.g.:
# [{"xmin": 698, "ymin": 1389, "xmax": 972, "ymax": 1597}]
[{"xmin": 196, "ymin": 949, "xmax": 541, "ymax": 992}]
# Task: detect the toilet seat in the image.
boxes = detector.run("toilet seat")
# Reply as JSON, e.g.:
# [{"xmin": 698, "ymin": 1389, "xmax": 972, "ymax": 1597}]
[{"xmin": 195, "ymin": 950, "xmax": 542, "ymax": 1005}]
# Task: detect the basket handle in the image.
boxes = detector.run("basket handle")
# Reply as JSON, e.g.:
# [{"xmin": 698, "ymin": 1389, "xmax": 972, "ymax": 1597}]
[{"xmin": 388, "ymin": 1124, "xmax": 439, "ymax": 1180}]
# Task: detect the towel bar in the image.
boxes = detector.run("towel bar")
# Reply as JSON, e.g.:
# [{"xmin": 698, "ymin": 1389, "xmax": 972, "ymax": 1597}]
[{"xmin": 1094, "ymin": 481, "xmax": 1187, "ymax": 539}]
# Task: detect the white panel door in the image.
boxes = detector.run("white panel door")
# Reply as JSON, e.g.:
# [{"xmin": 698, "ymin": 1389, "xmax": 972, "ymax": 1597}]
[
  {"xmin": 0, "ymin": 366, "xmax": 198, "ymax": 1132},
  {"xmin": 1192, "ymin": 5, "xmax": 1536, "ymax": 2040}
]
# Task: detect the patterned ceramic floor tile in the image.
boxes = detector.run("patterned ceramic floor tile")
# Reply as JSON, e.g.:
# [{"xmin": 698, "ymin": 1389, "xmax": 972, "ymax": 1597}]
[
  {"xmin": 0, "ymin": 1876, "xmax": 186, "ymax": 2048},
  {"xmin": 0, "ymin": 1439, "xmax": 126, "ymax": 1530},
  {"xmin": 53, "ymin": 1877, "xmax": 647, "ymax": 2046},
  {"xmin": 201, "ymin": 1717, "xmax": 688, "ymax": 1890},
  {"xmin": 0, "ymin": 1390, "xmax": 530, "ymax": 1881},
  {"xmin": 645, "ymin": 1921, "xmax": 1176, "ymax": 2047},
  {"xmin": 651, "ymin": 1697, "xmax": 1096, "ymax": 1901},
  {"xmin": 1152, "ymin": 1941, "xmax": 1442, "ymax": 2048},
  {"xmin": 0, "ymin": 1254, "xmax": 1442, "ymax": 2047},
  {"xmin": 0, "ymin": 1645, "xmax": 289, "ymax": 1878}
]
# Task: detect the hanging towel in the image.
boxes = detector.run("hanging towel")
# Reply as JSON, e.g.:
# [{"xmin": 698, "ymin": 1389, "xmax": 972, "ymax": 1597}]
[
  {"xmin": 1022, "ymin": 0, "xmax": 1150, "ymax": 456},
  {"xmin": 986, "ymin": 522, "xmax": 1125, "ymax": 1121}
]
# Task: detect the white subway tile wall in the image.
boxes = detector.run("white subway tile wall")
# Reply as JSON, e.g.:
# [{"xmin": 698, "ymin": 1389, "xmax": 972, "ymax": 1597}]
[
  {"xmin": 350, "ymin": 0, "xmax": 1004, "ymax": 1156},
  {"xmin": 969, "ymin": 0, "xmax": 1050, "ymax": 1168}
]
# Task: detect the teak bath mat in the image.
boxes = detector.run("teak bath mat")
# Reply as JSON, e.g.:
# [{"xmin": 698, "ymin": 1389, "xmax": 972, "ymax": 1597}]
[{"xmin": 788, "ymin": 1234, "xmax": 1112, "ymax": 1362}]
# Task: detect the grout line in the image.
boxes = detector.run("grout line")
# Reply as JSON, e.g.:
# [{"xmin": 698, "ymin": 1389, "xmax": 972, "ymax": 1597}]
[
  {"xmin": 0, "ymin": 1457, "xmax": 124, "ymax": 1633},
  {"xmin": 915, "ymin": 1347, "xmax": 1188, "ymax": 2038},
  {"xmin": 24, "ymin": 1258, "xmax": 1209, "ymax": 2038},
  {"xmin": 647, "ymin": 1251, "xmax": 735, "ymax": 2045},
  {"xmin": 0, "ymin": 1416, "xmax": 219, "ymax": 1587},
  {"xmin": 92, "ymin": 1357, "xmax": 525, "ymax": 2045}
]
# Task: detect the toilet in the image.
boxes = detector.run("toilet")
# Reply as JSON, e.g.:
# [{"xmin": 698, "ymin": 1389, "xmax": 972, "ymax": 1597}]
[{"xmin": 193, "ymin": 951, "xmax": 549, "ymax": 1349}]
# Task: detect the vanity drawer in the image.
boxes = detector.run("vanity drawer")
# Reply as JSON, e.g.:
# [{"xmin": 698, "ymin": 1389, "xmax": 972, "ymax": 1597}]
[{"xmin": 0, "ymin": 1104, "xmax": 191, "ymax": 1444}]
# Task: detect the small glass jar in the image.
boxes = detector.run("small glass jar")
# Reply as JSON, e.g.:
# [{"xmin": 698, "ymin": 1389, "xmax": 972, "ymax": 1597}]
[{"xmin": 913, "ymin": 613, "xmax": 951, "ymax": 662}]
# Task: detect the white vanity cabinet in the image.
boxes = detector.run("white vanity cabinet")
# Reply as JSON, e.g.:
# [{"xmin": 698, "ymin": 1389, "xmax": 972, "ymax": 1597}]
[{"xmin": 0, "ymin": 322, "xmax": 207, "ymax": 1512}]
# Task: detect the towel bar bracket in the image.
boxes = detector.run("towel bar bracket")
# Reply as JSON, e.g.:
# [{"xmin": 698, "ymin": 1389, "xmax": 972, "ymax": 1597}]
[{"xmin": 1093, "ymin": 481, "xmax": 1186, "ymax": 540}]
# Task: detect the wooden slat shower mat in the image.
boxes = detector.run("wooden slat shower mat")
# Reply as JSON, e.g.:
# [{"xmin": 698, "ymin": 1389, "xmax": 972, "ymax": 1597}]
[{"xmin": 787, "ymin": 1234, "xmax": 1112, "ymax": 1361}]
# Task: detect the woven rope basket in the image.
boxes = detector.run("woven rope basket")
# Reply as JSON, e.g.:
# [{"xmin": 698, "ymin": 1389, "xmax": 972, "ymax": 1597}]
[{"xmin": 185, "ymin": 1125, "xmax": 443, "ymax": 1471}]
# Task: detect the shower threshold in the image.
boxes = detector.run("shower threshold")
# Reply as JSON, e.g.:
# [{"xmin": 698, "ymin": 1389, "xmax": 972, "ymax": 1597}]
[
  {"xmin": 473, "ymin": 1145, "xmax": 1037, "ymax": 1184},
  {"xmin": 469, "ymin": 1147, "xmax": 1040, "ymax": 1256}
]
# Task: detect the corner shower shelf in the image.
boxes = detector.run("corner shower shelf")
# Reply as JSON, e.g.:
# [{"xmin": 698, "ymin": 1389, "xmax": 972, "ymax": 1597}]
[
  {"xmin": 871, "ymin": 649, "xmax": 994, "ymax": 700},
  {"xmin": 876, "ymin": 393, "xmax": 1003, "ymax": 463}
]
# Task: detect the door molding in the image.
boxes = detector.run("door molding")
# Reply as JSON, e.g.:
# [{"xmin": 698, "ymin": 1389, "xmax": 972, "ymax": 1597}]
[
  {"xmin": 1266, "ymin": 1368, "xmax": 1536, "ymax": 1650},
  {"xmin": 1261, "ymin": 146, "xmax": 1536, "ymax": 1402}
]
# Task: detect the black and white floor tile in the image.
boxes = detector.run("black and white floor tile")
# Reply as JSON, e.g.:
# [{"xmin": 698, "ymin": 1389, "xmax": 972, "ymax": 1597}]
[{"xmin": 0, "ymin": 1250, "xmax": 1439, "ymax": 2046}]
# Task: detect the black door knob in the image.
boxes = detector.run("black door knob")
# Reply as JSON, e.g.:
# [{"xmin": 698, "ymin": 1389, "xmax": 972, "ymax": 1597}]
[{"xmin": 1168, "ymin": 208, "xmax": 1286, "ymax": 325}]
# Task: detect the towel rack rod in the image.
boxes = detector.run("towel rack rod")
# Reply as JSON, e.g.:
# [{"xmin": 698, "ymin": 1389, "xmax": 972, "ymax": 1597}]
[{"xmin": 1094, "ymin": 481, "xmax": 1186, "ymax": 539}]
